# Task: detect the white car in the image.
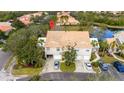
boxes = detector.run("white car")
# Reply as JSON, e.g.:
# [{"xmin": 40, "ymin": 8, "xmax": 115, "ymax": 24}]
[{"xmin": 85, "ymin": 63, "xmax": 92, "ymax": 71}]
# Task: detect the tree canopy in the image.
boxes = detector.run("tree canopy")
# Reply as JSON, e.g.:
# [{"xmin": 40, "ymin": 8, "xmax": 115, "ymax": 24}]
[
  {"xmin": 5, "ymin": 25, "xmax": 46, "ymax": 67},
  {"xmin": 62, "ymin": 44, "xmax": 77, "ymax": 66}
]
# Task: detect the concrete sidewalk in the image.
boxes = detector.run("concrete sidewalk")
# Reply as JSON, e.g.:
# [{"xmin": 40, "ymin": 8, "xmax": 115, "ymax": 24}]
[{"xmin": 111, "ymin": 52, "xmax": 124, "ymax": 62}]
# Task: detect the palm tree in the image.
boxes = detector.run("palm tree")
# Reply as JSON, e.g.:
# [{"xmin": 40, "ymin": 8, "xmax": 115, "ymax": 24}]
[
  {"xmin": 91, "ymin": 40, "xmax": 99, "ymax": 47},
  {"xmin": 60, "ymin": 15, "xmax": 69, "ymax": 31},
  {"xmin": 118, "ymin": 43, "xmax": 124, "ymax": 56},
  {"xmin": 99, "ymin": 41, "xmax": 109, "ymax": 56},
  {"xmin": 109, "ymin": 41, "xmax": 117, "ymax": 52}
]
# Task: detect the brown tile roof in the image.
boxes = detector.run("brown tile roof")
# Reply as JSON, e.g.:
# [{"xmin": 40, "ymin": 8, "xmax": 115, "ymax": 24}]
[
  {"xmin": 45, "ymin": 31, "xmax": 92, "ymax": 48},
  {"xmin": 0, "ymin": 22, "xmax": 13, "ymax": 32},
  {"xmin": 56, "ymin": 12, "xmax": 79, "ymax": 25}
]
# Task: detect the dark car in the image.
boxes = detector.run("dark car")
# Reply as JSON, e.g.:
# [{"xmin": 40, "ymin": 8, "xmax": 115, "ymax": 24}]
[
  {"xmin": 54, "ymin": 60, "xmax": 60, "ymax": 70},
  {"xmin": 99, "ymin": 62, "xmax": 108, "ymax": 71},
  {"xmin": 113, "ymin": 61, "xmax": 124, "ymax": 72}
]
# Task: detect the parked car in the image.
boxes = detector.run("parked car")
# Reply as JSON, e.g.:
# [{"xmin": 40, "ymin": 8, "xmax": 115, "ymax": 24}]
[
  {"xmin": 113, "ymin": 61, "xmax": 124, "ymax": 72},
  {"xmin": 99, "ymin": 62, "xmax": 108, "ymax": 71},
  {"xmin": 85, "ymin": 63, "xmax": 92, "ymax": 71},
  {"xmin": 54, "ymin": 60, "xmax": 60, "ymax": 70}
]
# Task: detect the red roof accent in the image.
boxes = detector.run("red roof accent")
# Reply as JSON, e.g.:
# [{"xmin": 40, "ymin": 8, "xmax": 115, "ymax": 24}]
[
  {"xmin": 0, "ymin": 25, "xmax": 12, "ymax": 32},
  {"xmin": 49, "ymin": 20, "xmax": 55, "ymax": 29}
]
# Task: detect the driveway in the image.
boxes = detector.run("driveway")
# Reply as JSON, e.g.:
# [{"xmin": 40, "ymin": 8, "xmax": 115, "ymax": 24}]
[
  {"xmin": 41, "ymin": 58, "xmax": 61, "ymax": 74},
  {"xmin": 0, "ymin": 49, "xmax": 12, "ymax": 70},
  {"xmin": 41, "ymin": 58, "xmax": 95, "ymax": 74},
  {"xmin": 75, "ymin": 61, "xmax": 95, "ymax": 73},
  {"xmin": 0, "ymin": 70, "xmax": 14, "ymax": 81}
]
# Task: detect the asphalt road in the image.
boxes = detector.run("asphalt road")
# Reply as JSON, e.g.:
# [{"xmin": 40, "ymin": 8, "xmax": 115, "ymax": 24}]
[
  {"xmin": 16, "ymin": 65, "xmax": 124, "ymax": 81},
  {"xmin": 16, "ymin": 72, "xmax": 96, "ymax": 81},
  {"xmin": 40, "ymin": 72, "xmax": 95, "ymax": 81},
  {"xmin": 0, "ymin": 49, "xmax": 12, "ymax": 70}
]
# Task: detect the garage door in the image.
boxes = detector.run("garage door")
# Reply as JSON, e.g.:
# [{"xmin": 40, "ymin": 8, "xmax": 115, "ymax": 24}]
[
  {"xmin": 53, "ymin": 55, "xmax": 62, "ymax": 60},
  {"xmin": 83, "ymin": 56, "xmax": 89, "ymax": 60},
  {"xmin": 76, "ymin": 56, "xmax": 83, "ymax": 60}
]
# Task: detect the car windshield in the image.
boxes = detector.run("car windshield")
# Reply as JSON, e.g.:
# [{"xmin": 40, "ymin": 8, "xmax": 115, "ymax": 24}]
[
  {"xmin": 87, "ymin": 63, "xmax": 91, "ymax": 67},
  {"xmin": 103, "ymin": 64, "xmax": 108, "ymax": 67},
  {"xmin": 54, "ymin": 63, "xmax": 58, "ymax": 66},
  {"xmin": 54, "ymin": 61, "xmax": 59, "ymax": 65}
]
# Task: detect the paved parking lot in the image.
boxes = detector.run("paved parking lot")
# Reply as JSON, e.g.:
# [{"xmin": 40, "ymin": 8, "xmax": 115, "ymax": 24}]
[{"xmin": 101, "ymin": 64, "xmax": 124, "ymax": 81}]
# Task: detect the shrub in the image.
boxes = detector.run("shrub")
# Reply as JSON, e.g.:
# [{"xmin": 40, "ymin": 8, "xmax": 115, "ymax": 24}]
[
  {"xmin": 91, "ymin": 61, "xmax": 99, "ymax": 67},
  {"xmin": 29, "ymin": 75, "xmax": 40, "ymax": 81},
  {"xmin": 90, "ymin": 53, "xmax": 96, "ymax": 61}
]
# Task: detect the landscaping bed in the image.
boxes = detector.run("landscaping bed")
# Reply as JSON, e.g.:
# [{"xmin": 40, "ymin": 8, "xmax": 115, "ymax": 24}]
[
  {"xmin": 90, "ymin": 52, "xmax": 97, "ymax": 61},
  {"xmin": 60, "ymin": 63, "xmax": 76, "ymax": 72},
  {"xmin": 91, "ymin": 62, "xmax": 101, "ymax": 73},
  {"xmin": 92, "ymin": 66, "xmax": 101, "ymax": 73}
]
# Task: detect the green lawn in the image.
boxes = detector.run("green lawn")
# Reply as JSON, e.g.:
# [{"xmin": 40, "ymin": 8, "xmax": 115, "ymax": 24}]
[
  {"xmin": 12, "ymin": 67, "xmax": 42, "ymax": 76},
  {"xmin": 60, "ymin": 62, "xmax": 76, "ymax": 72},
  {"xmin": 101, "ymin": 54, "xmax": 117, "ymax": 63},
  {"xmin": 114, "ymin": 54, "xmax": 124, "ymax": 60}
]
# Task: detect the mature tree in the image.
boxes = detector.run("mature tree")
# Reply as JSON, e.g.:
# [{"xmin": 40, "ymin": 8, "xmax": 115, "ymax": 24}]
[
  {"xmin": 5, "ymin": 26, "xmax": 45, "ymax": 67},
  {"xmin": 109, "ymin": 41, "xmax": 117, "ymax": 52},
  {"xmin": 0, "ymin": 31, "xmax": 7, "ymax": 40},
  {"xmin": 12, "ymin": 19, "xmax": 26, "ymax": 29},
  {"xmin": 62, "ymin": 44, "xmax": 77, "ymax": 66},
  {"xmin": 60, "ymin": 15, "xmax": 69, "ymax": 25},
  {"xmin": 0, "ymin": 11, "xmax": 34, "ymax": 21}
]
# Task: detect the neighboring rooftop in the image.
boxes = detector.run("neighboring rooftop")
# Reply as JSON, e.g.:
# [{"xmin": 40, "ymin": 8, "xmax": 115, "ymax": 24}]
[
  {"xmin": 45, "ymin": 31, "xmax": 92, "ymax": 48},
  {"xmin": 56, "ymin": 11, "xmax": 79, "ymax": 25},
  {"xmin": 0, "ymin": 22, "xmax": 13, "ymax": 32},
  {"xmin": 106, "ymin": 38, "xmax": 116, "ymax": 45},
  {"xmin": 114, "ymin": 31, "xmax": 124, "ymax": 44},
  {"xmin": 18, "ymin": 12, "xmax": 43, "ymax": 25}
]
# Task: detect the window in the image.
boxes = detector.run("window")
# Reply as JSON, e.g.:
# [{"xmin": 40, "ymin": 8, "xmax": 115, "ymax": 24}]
[
  {"xmin": 76, "ymin": 49, "xmax": 79, "ymax": 52},
  {"xmin": 47, "ymin": 48, "xmax": 50, "ymax": 51},
  {"xmin": 56, "ymin": 48, "xmax": 60, "ymax": 51},
  {"xmin": 86, "ymin": 49, "xmax": 90, "ymax": 52}
]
